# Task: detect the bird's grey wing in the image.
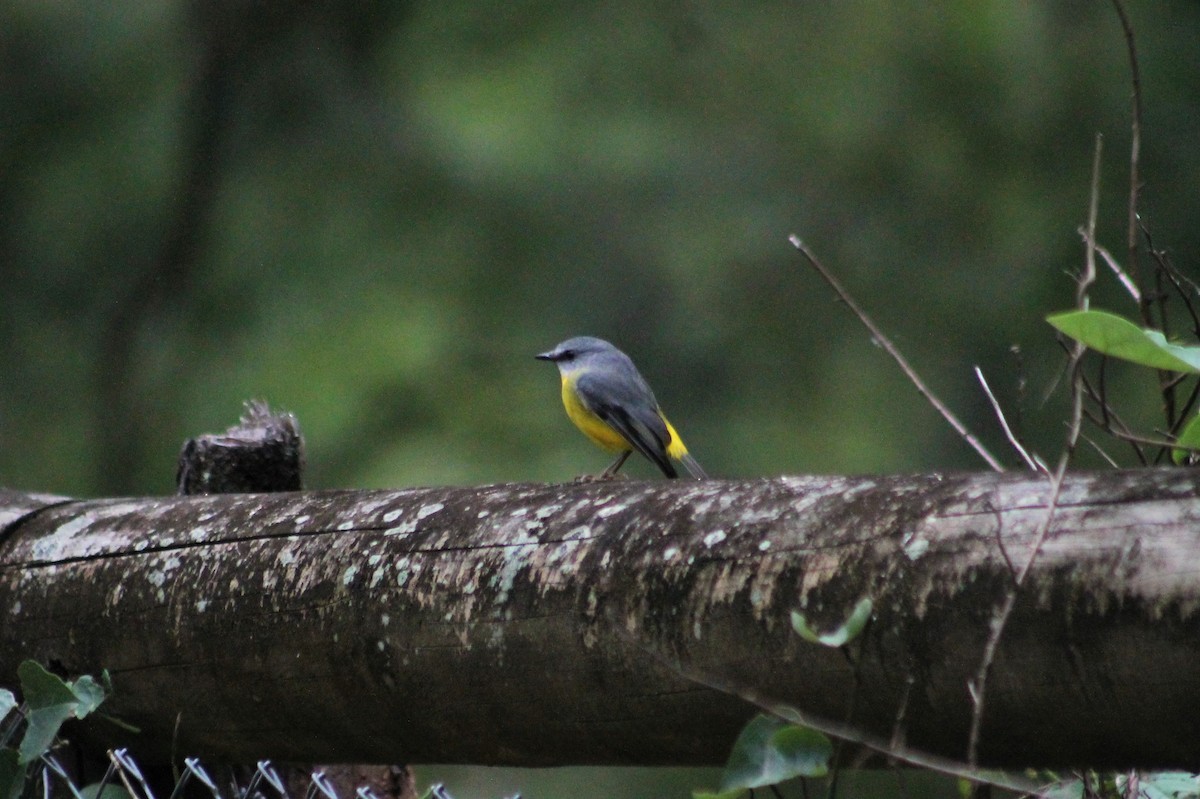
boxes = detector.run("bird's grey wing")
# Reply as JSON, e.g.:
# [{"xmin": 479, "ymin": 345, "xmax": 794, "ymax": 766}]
[{"xmin": 575, "ymin": 371, "xmax": 677, "ymax": 478}]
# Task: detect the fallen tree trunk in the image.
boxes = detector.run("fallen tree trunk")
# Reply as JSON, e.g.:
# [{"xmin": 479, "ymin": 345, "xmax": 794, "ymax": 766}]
[{"xmin": 1, "ymin": 470, "xmax": 1199, "ymax": 770}]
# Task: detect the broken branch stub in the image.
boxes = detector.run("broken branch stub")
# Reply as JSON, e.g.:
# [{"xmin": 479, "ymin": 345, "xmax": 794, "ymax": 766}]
[{"xmin": 1, "ymin": 471, "xmax": 1199, "ymax": 769}]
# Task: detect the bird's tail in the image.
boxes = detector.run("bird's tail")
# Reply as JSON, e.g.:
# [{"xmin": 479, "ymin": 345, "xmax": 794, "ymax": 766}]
[{"xmin": 679, "ymin": 452, "xmax": 708, "ymax": 480}]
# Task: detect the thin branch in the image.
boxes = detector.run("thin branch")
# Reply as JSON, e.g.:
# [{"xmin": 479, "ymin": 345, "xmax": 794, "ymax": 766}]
[
  {"xmin": 1069, "ymin": 357, "xmax": 1149, "ymax": 466},
  {"xmin": 1122, "ymin": 770, "xmax": 1139, "ymax": 799},
  {"xmin": 1073, "ymin": 361, "xmax": 1198, "ymax": 458},
  {"xmin": 1110, "ymin": 0, "xmax": 1178, "ymax": 438},
  {"xmin": 966, "ymin": 134, "xmax": 1102, "ymax": 769},
  {"xmin": 1076, "ymin": 229, "xmax": 1140, "ymax": 303},
  {"xmin": 1095, "ymin": 353, "xmax": 1112, "ymax": 432},
  {"xmin": 985, "ymin": 500, "xmax": 1018, "ymax": 582},
  {"xmin": 1073, "ymin": 350, "xmax": 1166, "ymax": 463},
  {"xmin": 967, "ymin": 392, "xmax": 1076, "ymax": 771},
  {"xmin": 1110, "ymin": 0, "xmax": 1145, "ymax": 320},
  {"xmin": 1079, "ymin": 410, "xmax": 1167, "ymax": 450},
  {"xmin": 617, "ymin": 622, "xmax": 1048, "ymax": 797},
  {"xmin": 788, "ymin": 235, "xmax": 1005, "ymax": 473},
  {"xmin": 1143, "ymin": 222, "xmax": 1200, "ymax": 338},
  {"xmin": 975, "ymin": 367, "xmax": 1042, "ymax": 473},
  {"xmin": 1080, "ymin": 432, "xmax": 1120, "ymax": 469},
  {"xmin": 1142, "ymin": 231, "xmax": 1200, "ymax": 435},
  {"xmin": 1167, "ymin": 378, "xmax": 1200, "ymax": 440},
  {"xmin": 888, "ymin": 675, "xmax": 916, "ymax": 755},
  {"xmin": 824, "ymin": 659, "xmax": 856, "ymax": 799},
  {"xmin": 1079, "ymin": 134, "xmax": 1103, "ymax": 307}
]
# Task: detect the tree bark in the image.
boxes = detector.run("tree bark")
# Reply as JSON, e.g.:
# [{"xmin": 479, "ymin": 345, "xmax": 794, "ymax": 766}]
[{"xmin": 1, "ymin": 470, "xmax": 1199, "ymax": 770}]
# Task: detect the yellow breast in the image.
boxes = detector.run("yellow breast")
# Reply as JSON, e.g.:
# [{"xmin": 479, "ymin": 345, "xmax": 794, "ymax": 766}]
[{"xmin": 561, "ymin": 374, "xmax": 631, "ymax": 452}]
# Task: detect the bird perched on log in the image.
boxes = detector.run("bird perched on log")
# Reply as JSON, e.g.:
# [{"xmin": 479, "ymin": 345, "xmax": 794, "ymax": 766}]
[{"xmin": 537, "ymin": 336, "xmax": 707, "ymax": 479}]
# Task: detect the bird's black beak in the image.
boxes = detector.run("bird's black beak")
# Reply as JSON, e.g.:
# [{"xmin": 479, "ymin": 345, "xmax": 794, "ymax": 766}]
[{"xmin": 535, "ymin": 350, "xmax": 557, "ymax": 361}]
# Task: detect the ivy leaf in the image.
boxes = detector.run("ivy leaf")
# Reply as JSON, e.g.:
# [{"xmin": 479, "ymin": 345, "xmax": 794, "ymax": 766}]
[
  {"xmin": 17, "ymin": 662, "xmax": 75, "ymax": 711},
  {"xmin": 1172, "ymin": 414, "xmax": 1200, "ymax": 465},
  {"xmin": 791, "ymin": 597, "xmax": 873, "ymax": 647},
  {"xmin": 712, "ymin": 714, "xmax": 831, "ymax": 795},
  {"xmin": 1047, "ymin": 310, "xmax": 1200, "ymax": 372},
  {"xmin": 0, "ymin": 691, "xmax": 15, "ymax": 724},
  {"xmin": 67, "ymin": 676, "xmax": 107, "ymax": 721},
  {"xmin": 1142, "ymin": 331, "xmax": 1200, "ymax": 372},
  {"xmin": 1132, "ymin": 771, "xmax": 1200, "ymax": 799},
  {"xmin": 18, "ymin": 704, "xmax": 76, "ymax": 764},
  {"xmin": 16, "ymin": 662, "xmax": 81, "ymax": 764}
]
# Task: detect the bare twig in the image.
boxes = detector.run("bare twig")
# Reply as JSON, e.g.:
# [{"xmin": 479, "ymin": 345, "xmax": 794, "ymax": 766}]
[
  {"xmin": 1144, "ymin": 224, "xmax": 1200, "ymax": 306},
  {"xmin": 824, "ymin": 630, "xmax": 873, "ymax": 799},
  {"xmin": 1069, "ymin": 358, "xmax": 1149, "ymax": 465},
  {"xmin": 975, "ymin": 367, "xmax": 1042, "ymax": 473},
  {"xmin": 1143, "ymin": 222, "xmax": 1200, "ymax": 339},
  {"xmin": 1142, "ymin": 227, "xmax": 1200, "ymax": 434},
  {"xmin": 1080, "ymin": 432, "xmax": 1120, "ymax": 469},
  {"xmin": 984, "ymin": 500, "xmax": 1017, "ymax": 581},
  {"xmin": 1079, "ymin": 409, "xmax": 1152, "ymax": 459},
  {"xmin": 1079, "ymin": 134, "xmax": 1103, "ymax": 307},
  {"xmin": 888, "ymin": 675, "xmax": 916, "ymax": 755},
  {"xmin": 1110, "ymin": 0, "xmax": 1144, "ymax": 319},
  {"xmin": 1122, "ymin": 769, "xmax": 1139, "ymax": 799},
  {"xmin": 1074, "ymin": 358, "xmax": 1199, "ymax": 458},
  {"xmin": 966, "ymin": 134, "xmax": 1103, "ymax": 768},
  {"xmin": 1095, "ymin": 353, "xmax": 1111, "ymax": 432},
  {"xmin": 1076, "ymin": 229, "xmax": 1141, "ymax": 303},
  {"xmin": 967, "ymin": 402, "xmax": 1076, "ymax": 771},
  {"xmin": 616, "ymin": 621, "xmax": 1047, "ymax": 796},
  {"xmin": 788, "ymin": 235, "xmax": 1005, "ymax": 473},
  {"xmin": 1111, "ymin": 0, "xmax": 1176, "ymax": 447},
  {"xmin": 1168, "ymin": 379, "xmax": 1200, "ymax": 440}
]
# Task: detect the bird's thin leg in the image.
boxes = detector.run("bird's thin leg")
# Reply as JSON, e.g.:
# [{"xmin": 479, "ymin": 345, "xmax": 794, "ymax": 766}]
[{"xmin": 601, "ymin": 450, "xmax": 632, "ymax": 478}]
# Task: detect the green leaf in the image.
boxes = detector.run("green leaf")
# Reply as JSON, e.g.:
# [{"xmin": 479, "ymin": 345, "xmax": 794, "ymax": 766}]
[
  {"xmin": 791, "ymin": 597, "xmax": 873, "ymax": 647},
  {"xmin": 67, "ymin": 676, "xmax": 107, "ymax": 720},
  {"xmin": 1143, "ymin": 331, "xmax": 1200, "ymax": 372},
  {"xmin": 16, "ymin": 662, "xmax": 76, "ymax": 711},
  {"xmin": 1046, "ymin": 310, "xmax": 1200, "ymax": 372},
  {"xmin": 1133, "ymin": 771, "xmax": 1200, "ymax": 799},
  {"xmin": 1173, "ymin": 414, "xmax": 1200, "ymax": 464},
  {"xmin": 18, "ymin": 704, "xmax": 77, "ymax": 764},
  {"xmin": 0, "ymin": 691, "xmax": 15, "ymax": 723},
  {"xmin": 14, "ymin": 662, "xmax": 91, "ymax": 764},
  {"xmin": 80, "ymin": 783, "xmax": 136, "ymax": 799},
  {"xmin": 716, "ymin": 714, "xmax": 831, "ymax": 793}
]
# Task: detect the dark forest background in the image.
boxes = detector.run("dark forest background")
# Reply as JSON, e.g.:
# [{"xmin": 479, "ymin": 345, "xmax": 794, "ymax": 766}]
[
  {"xmin": 4, "ymin": 2, "xmax": 1199, "ymax": 495},
  {"xmin": 3, "ymin": 3, "xmax": 1200, "ymax": 796}
]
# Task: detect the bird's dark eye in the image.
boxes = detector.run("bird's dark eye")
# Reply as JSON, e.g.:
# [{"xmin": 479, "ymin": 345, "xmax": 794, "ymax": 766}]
[{"xmin": 560, "ymin": 349, "xmax": 575, "ymax": 360}]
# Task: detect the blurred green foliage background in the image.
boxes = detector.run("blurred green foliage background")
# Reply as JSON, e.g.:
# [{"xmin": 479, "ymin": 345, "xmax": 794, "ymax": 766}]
[
  {"xmin": 2, "ymin": 1, "xmax": 1198, "ymax": 497},
  {"xmin": 4, "ymin": 4, "xmax": 1199, "ymax": 796}
]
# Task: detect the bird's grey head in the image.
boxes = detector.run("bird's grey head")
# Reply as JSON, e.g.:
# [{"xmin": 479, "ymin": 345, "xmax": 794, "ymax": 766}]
[{"xmin": 535, "ymin": 336, "xmax": 622, "ymax": 371}]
